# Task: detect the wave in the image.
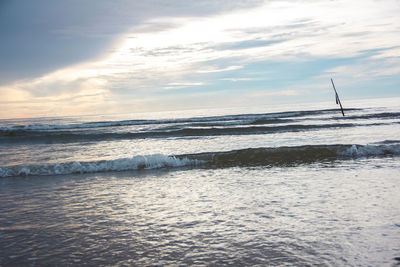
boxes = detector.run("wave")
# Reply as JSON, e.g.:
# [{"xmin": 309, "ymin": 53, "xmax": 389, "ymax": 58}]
[
  {"xmin": 0, "ymin": 120, "xmax": 154, "ymax": 131},
  {"xmin": 0, "ymin": 155, "xmax": 201, "ymax": 178},
  {"xmin": 0, "ymin": 108, "xmax": 364, "ymax": 133},
  {"xmin": 183, "ymin": 143, "xmax": 400, "ymax": 167},
  {"xmin": 343, "ymin": 112, "xmax": 400, "ymax": 120},
  {"xmin": 1, "ymin": 121, "xmax": 391, "ymax": 144},
  {"xmin": 2, "ymin": 108, "xmax": 398, "ymax": 145},
  {"xmin": 1, "ymin": 143, "xmax": 399, "ymax": 178}
]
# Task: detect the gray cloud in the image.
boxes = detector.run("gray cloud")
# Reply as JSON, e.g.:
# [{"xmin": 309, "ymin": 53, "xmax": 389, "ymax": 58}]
[{"xmin": 0, "ymin": 0, "xmax": 264, "ymax": 85}]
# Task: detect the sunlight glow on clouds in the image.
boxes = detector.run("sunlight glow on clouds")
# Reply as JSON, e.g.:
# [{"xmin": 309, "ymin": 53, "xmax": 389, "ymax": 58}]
[{"xmin": 1, "ymin": 0, "xmax": 399, "ymax": 118}]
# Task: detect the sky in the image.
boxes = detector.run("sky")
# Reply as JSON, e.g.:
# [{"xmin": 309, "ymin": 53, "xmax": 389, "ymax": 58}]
[{"xmin": 0, "ymin": 0, "xmax": 399, "ymax": 119}]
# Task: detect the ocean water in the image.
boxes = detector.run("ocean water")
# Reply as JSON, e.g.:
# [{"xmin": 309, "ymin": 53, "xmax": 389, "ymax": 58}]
[{"xmin": 0, "ymin": 98, "xmax": 399, "ymax": 265}]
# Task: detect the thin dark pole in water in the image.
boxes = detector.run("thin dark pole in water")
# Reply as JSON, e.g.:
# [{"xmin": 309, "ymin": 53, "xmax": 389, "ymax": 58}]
[{"xmin": 331, "ymin": 78, "xmax": 345, "ymax": 116}]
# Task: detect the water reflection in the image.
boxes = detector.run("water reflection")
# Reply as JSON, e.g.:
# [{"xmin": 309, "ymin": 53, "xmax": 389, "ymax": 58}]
[{"xmin": 1, "ymin": 159, "xmax": 400, "ymax": 265}]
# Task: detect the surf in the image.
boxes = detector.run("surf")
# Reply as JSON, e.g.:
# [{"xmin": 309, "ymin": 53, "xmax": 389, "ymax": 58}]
[{"xmin": 1, "ymin": 142, "xmax": 399, "ymax": 178}]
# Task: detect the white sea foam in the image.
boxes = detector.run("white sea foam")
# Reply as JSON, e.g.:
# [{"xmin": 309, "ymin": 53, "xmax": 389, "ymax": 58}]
[
  {"xmin": 0, "ymin": 155, "xmax": 200, "ymax": 178},
  {"xmin": 339, "ymin": 144, "xmax": 400, "ymax": 157}
]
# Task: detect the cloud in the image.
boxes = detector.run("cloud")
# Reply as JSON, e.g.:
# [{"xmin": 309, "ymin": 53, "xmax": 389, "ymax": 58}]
[
  {"xmin": 1, "ymin": 0, "xmax": 400, "ymax": 118},
  {"xmin": 0, "ymin": 61, "xmax": 112, "ymax": 118},
  {"xmin": 105, "ymin": 0, "xmax": 400, "ymax": 76},
  {"xmin": 321, "ymin": 47, "xmax": 400, "ymax": 84},
  {"xmin": 0, "ymin": 0, "xmax": 264, "ymax": 84},
  {"xmin": 221, "ymin": 77, "xmax": 262, "ymax": 82},
  {"xmin": 247, "ymin": 90, "xmax": 300, "ymax": 98},
  {"xmin": 197, "ymin": 65, "xmax": 243, "ymax": 73},
  {"xmin": 163, "ymin": 82, "xmax": 205, "ymax": 90}
]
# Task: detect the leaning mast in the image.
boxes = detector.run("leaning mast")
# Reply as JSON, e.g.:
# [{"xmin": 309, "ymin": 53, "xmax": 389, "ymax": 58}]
[{"xmin": 331, "ymin": 78, "xmax": 345, "ymax": 116}]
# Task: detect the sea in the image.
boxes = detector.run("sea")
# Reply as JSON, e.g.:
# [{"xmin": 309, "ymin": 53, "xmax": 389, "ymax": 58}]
[{"xmin": 0, "ymin": 97, "xmax": 399, "ymax": 266}]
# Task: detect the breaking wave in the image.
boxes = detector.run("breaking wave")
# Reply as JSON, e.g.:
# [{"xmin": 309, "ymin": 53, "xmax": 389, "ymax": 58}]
[
  {"xmin": 1, "ymin": 143, "xmax": 399, "ymax": 178},
  {"xmin": 0, "ymin": 155, "xmax": 200, "ymax": 178}
]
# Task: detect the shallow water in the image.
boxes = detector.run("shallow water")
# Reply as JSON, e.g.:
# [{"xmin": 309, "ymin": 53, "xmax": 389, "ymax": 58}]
[
  {"xmin": 1, "ymin": 98, "xmax": 400, "ymax": 265},
  {"xmin": 0, "ymin": 158, "xmax": 399, "ymax": 266}
]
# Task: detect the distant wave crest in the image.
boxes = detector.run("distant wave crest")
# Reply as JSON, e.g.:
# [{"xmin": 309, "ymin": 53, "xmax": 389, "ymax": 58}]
[
  {"xmin": 0, "ymin": 108, "xmax": 369, "ymax": 133},
  {"xmin": 2, "ymin": 108, "xmax": 398, "ymax": 144}
]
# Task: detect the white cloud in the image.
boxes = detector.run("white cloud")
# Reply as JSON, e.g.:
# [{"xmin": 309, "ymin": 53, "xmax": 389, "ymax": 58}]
[
  {"xmin": 197, "ymin": 65, "xmax": 243, "ymax": 73},
  {"xmin": 95, "ymin": 0, "xmax": 400, "ymax": 84},
  {"xmin": 247, "ymin": 90, "xmax": 300, "ymax": 97},
  {"xmin": 221, "ymin": 77, "xmax": 262, "ymax": 82},
  {"xmin": 324, "ymin": 49, "xmax": 400, "ymax": 83},
  {"xmin": 163, "ymin": 82, "xmax": 205, "ymax": 90}
]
